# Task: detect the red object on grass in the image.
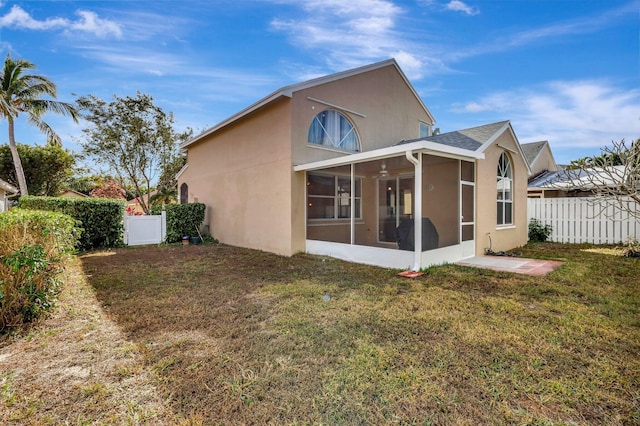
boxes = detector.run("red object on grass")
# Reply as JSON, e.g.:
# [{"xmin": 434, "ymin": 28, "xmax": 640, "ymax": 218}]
[{"xmin": 398, "ymin": 270, "xmax": 424, "ymax": 278}]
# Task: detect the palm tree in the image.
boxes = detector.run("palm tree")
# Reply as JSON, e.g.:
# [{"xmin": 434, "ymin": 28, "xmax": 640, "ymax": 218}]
[
  {"xmin": 149, "ymin": 185, "xmax": 178, "ymax": 207},
  {"xmin": 0, "ymin": 53, "xmax": 79, "ymax": 196}
]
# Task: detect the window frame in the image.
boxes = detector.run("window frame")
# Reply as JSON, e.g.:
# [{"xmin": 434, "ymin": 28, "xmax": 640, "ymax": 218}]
[
  {"xmin": 307, "ymin": 172, "xmax": 362, "ymax": 221},
  {"xmin": 496, "ymin": 152, "xmax": 513, "ymax": 227},
  {"xmin": 419, "ymin": 122, "xmax": 430, "ymax": 138},
  {"xmin": 307, "ymin": 109, "xmax": 361, "ymax": 152}
]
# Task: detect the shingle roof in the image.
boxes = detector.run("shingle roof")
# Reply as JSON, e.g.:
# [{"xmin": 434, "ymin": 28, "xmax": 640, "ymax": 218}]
[
  {"xmin": 521, "ymin": 141, "xmax": 547, "ymax": 165},
  {"xmin": 398, "ymin": 121, "xmax": 509, "ymax": 152}
]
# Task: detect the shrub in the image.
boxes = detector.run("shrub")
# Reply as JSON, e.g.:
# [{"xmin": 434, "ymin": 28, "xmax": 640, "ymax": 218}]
[
  {"xmin": 150, "ymin": 203, "xmax": 164, "ymax": 215},
  {"xmin": 622, "ymin": 237, "xmax": 640, "ymax": 258},
  {"xmin": 528, "ymin": 219, "xmax": 553, "ymax": 242},
  {"xmin": 165, "ymin": 203, "xmax": 206, "ymax": 243},
  {"xmin": 0, "ymin": 209, "xmax": 78, "ymax": 331},
  {"xmin": 19, "ymin": 196, "xmax": 124, "ymax": 250}
]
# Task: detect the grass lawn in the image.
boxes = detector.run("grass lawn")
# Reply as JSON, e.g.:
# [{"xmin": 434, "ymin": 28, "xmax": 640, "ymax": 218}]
[{"xmin": 1, "ymin": 243, "xmax": 638, "ymax": 425}]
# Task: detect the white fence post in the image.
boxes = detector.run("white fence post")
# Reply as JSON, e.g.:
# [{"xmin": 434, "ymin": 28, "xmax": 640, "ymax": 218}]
[
  {"xmin": 528, "ymin": 196, "xmax": 640, "ymax": 244},
  {"xmin": 161, "ymin": 211, "xmax": 167, "ymax": 241},
  {"xmin": 123, "ymin": 212, "xmax": 129, "ymax": 245}
]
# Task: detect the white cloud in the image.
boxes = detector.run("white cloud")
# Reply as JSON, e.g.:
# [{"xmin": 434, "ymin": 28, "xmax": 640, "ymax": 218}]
[
  {"xmin": 270, "ymin": 0, "xmax": 416, "ymax": 75},
  {"xmin": 0, "ymin": 5, "xmax": 67, "ymax": 30},
  {"xmin": 0, "ymin": 5, "xmax": 122, "ymax": 38},
  {"xmin": 446, "ymin": 1, "xmax": 479, "ymax": 16},
  {"xmin": 393, "ymin": 51, "xmax": 423, "ymax": 77},
  {"xmin": 452, "ymin": 80, "xmax": 640, "ymax": 153},
  {"xmin": 447, "ymin": 2, "xmax": 636, "ymax": 62},
  {"xmin": 68, "ymin": 11, "xmax": 122, "ymax": 38}
]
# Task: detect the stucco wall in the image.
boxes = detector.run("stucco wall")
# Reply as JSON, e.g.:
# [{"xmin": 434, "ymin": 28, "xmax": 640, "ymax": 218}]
[
  {"xmin": 180, "ymin": 63, "xmax": 443, "ymax": 258},
  {"xmin": 475, "ymin": 131, "xmax": 529, "ymax": 254},
  {"xmin": 179, "ymin": 98, "xmax": 295, "ymax": 256},
  {"xmin": 290, "ymin": 64, "xmax": 434, "ymax": 253},
  {"xmin": 290, "ymin": 65, "xmax": 434, "ymax": 165}
]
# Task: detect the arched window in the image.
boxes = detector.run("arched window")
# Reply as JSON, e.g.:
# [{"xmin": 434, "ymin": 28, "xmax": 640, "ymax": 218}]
[
  {"xmin": 180, "ymin": 182, "xmax": 188, "ymax": 204},
  {"xmin": 497, "ymin": 152, "xmax": 513, "ymax": 226},
  {"xmin": 308, "ymin": 110, "xmax": 360, "ymax": 152}
]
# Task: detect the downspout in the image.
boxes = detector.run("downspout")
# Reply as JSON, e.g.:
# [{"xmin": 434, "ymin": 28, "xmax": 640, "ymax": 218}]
[
  {"xmin": 405, "ymin": 150, "xmax": 422, "ymax": 271},
  {"xmin": 350, "ymin": 163, "xmax": 355, "ymax": 244}
]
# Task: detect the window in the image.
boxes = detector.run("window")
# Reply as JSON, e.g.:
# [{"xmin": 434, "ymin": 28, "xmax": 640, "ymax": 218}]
[
  {"xmin": 180, "ymin": 183, "xmax": 188, "ymax": 204},
  {"xmin": 308, "ymin": 110, "xmax": 360, "ymax": 152},
  {"xmin": 307, "ymin": 173, "xmax": 361, "ymax": 220},
  {"xmin": 497, "ymin": 152, "xmax": 513, "ymax": 226},
  {"xmin": 419, "ymin": 122, "xmax": 430, "ymax": 138}
]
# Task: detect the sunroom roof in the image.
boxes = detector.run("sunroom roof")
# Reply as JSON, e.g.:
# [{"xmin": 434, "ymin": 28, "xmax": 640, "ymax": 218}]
[{"xmin": 293, "ymin": 139, "xmax": 484, "ymax": 172}]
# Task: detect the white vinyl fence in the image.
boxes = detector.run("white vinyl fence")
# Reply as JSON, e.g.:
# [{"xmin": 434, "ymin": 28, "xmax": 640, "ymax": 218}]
[
  {"xmin": 124, "ymin": 212, "xmax": 166, "ymax": 246},
  {"xmin": 528, "ymin": 197, "xmax": 640, "ymax": 244}
]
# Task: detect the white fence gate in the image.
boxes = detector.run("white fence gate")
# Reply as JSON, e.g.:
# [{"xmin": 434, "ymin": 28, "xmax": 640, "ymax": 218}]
[
  {"xmin": 527, "ymin": 197, "xmax": 640, "ymax": 244},
  {"xmin": 124, "ymin": 212, "xmax": 166, "ymax": 246}
]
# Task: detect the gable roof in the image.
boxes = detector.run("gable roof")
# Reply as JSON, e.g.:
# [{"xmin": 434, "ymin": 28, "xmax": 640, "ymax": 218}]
[
  {"xmin": 0, "ymin": 178, "xmax": 18, "ymax": 194},
  {"xmin": 521, "ymin": 141, "xmax": 547, "ymax": 165},
  {"xmin": 401, "ymin": 121, "xmax": 510, "ymax": 150},
  {"xmin": 181, "ymin": 59, "xmax": 435, "ymax": 149},
  {"xmin": 521, "ymin": 140, "xmax": 558, "ymax": 171},
  {"xmin": 398, "ymin": 121, "xmax": 531, "ymax": 175}
]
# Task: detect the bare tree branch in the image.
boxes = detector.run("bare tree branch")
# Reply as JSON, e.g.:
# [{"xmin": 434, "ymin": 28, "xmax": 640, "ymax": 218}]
[{"xmin": 560, "ymin": 139, "xmax": 640, "ymax": 219}]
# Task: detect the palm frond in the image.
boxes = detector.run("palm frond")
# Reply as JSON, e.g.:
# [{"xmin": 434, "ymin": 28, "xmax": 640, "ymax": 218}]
[{"xmin": 24, "ymin": 99, "xmax": 79, "ymax": 122}]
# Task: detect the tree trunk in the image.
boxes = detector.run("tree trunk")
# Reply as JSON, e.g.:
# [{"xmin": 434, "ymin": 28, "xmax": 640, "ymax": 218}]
[{"xmin": 8, "ymin": 117, "xmax": 28, "ymax": 196}]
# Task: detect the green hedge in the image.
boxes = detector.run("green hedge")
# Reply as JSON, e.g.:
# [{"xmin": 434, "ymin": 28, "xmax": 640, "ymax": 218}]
[
  {"xmin": 165, "ymin": 203, "xmax": 206, "ymax": 243},
  {"xmin": 0, "ymin": 209, "xmax": 78, "ymax": 331},
  {"xmin": 19, "ymin": 196, "xmax": 124, "ymax": 250}
]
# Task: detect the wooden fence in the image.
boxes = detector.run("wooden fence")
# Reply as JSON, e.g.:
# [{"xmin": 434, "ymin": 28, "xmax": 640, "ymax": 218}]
[{"xmin": 527, "ymin": 197, "xmax": 640, "ymax": 244}]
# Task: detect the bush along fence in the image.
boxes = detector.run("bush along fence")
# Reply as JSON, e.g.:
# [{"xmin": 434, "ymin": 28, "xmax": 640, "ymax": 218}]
[
  {"xmin": 0, "ymin": 209, "xmax": 78, "ymax": 332},
  {"xmin": 165, "ymin": 203, "xmax": 206, "ymax": 243},
  {"xmin": 19, "ymin": 196, "xmax": 124, "ymax": 250}
]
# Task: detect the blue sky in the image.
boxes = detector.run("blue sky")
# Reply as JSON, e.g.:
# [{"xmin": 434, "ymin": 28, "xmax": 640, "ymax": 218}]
[{"xmin": 0, "ymin": 0, "xmax": 638, "ymax": 168}]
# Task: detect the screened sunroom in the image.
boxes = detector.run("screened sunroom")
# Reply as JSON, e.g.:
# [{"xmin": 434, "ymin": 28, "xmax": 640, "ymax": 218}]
[{"xmin": 294, "ymin": 141, "xmax": 483, "ymax": 270}]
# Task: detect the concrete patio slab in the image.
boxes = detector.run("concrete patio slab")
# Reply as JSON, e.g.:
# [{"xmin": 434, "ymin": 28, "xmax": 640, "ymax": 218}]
[{"xmin": 457, "ymin": 256, "xmax": 564, "ymax": 276}]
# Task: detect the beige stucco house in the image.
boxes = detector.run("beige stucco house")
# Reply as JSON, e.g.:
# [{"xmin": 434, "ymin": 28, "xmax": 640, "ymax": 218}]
[
  {"xmin": 522, "ymin": 140, "xmax": 600, "ymax": 198},
  {"xmin": 178, "ymin": 59, "xmax": 530, "ymax": 270},
  {"xmin": 0, "ymin": 178, "xmax": 18, "ymax": 212},
  {"xmin": 59, "ymin": 189, "xmax": 90, "ymax": 198}
]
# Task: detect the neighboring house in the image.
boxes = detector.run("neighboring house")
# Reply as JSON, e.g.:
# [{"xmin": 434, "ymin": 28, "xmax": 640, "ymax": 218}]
[
  {"xmin": 126, "ymin": 190, "xmax": 159, "ymax": 215},
  {"xmin": 521, "ymin": 140, "xmax": 581, "ymax": 198},
  {"xmin": 522, "ymin": 141, "xmax": 557, "ymax": 180},
  {"xmin": 126, "ymin": 194, "xmax": 150, "ymax": 215},
  {"xmin": 0, "ymin": 178, "xmax": 18, "ymax": 212},
  {"xmin": 528, "ymin": 165, "xmax": 638, "ymax": 199},
  {"xmin": 178, "ymin": 59, "xmax": 531, "ymax": 269},
  {"xmin": 59, "ymin": 189, "xmax": 90, "ymax": 198}
]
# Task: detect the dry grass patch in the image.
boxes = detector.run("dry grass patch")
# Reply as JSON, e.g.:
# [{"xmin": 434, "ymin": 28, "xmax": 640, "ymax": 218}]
[
  {"xmin": 0, "ymin": 258, "xmax": 171, "ymax": 424},
  {"xmin": 2, "ymin": 242, "xmax": 639, "ymax": 424}
]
